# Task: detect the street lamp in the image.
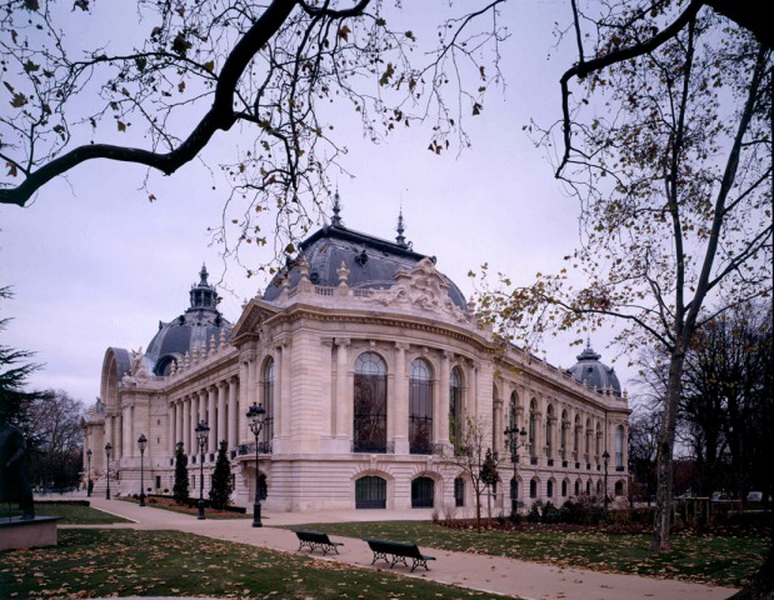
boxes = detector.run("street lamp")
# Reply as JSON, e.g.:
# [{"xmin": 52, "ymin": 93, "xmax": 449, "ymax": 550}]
[
  {"xmin": 104, "ymin": 442, "xmax": 112, "ymax": 500},
  {"xmin": 247, "ymin": 402, "xmax": 267, "ymax": 528},
  {"xmin": 504, "ymin": 424, "xmax": 528, "ymax": 519},
  {"xmin": 86, "ymin": 448, "xmax": 93, "ymax": 497},
  {"xmin": 195, "ymin": 420, "xmax": 210, "ymax": 520},
  {"xmin": 602, "ymin": 450, "xmax": 610, "ymax": 513},
  {"xmin": 138, "ymin": 434, "xmax": 147, "ymax": 507}
]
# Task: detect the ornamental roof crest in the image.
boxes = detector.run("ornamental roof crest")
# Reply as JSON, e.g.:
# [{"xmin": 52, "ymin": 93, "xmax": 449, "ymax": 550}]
[{"xmin": 365, "ymin": 257, "xmax": 469, "ymax": 323}]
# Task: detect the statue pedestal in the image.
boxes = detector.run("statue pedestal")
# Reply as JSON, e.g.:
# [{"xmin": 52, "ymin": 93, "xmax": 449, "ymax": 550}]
[{"xmin": 0, "ymin": 516, "xmax": 62, "ymax": 551}]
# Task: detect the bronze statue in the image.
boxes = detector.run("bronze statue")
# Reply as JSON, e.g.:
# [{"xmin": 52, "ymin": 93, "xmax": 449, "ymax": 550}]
[{"xmin": 0, "ymin": 418, "xmax": 35, "ymax": 520}]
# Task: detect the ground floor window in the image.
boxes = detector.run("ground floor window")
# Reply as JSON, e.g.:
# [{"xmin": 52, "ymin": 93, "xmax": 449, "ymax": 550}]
[
  {"xmin": 529, "ymin": 479, "xmax": 538, "ymax": 499},
  {"xmin": 454, "ymin": 477, "xmax": 465, "ymax": 507},
  {"xmin": 561, "ymin": 479, "xmax": 568, "ymax": 497},
  {"xmin": 411, "ymin": 476, "xmax": 434, "ymax": 508},
  {"xmin": 356, "ymin": 476, "xmax": 386, "ymax": 509},
  {"xmin": 615, "ymin": 480, "xmax": 624, "ymax": 496},
  {"xmin": 547, "ymin": 479, "xmax": 554, "ymax": 497}
]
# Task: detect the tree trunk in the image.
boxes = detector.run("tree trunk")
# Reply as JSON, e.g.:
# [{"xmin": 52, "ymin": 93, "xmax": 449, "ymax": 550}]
[{"xmin": 651, "ymin": 346, "xmax": 687, "ymax": 552}]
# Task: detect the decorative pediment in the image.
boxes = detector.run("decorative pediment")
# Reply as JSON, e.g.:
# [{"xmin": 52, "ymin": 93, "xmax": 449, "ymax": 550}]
[
  {"xmin": 230, "ymin": 298, "xmax": 280, "ymax": 342},
  {"xmin": 364, "ymin": 258, "xmax": 469, "ymax": 322}
]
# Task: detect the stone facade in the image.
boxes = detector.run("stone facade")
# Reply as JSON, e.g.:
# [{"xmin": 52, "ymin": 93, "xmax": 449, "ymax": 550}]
[{"xmin": 82, "ymin": 214, "xmax": 629, "ymax": 513}]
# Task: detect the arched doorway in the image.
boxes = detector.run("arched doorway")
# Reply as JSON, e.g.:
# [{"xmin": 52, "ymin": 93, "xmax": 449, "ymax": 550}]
[
  {"xmin": 355, "ymin": 476, "xmax": 386, "ymax": 509},
  {"xmin": 411, "ymin": 476, "xmax": 435, "ymax": 508}
]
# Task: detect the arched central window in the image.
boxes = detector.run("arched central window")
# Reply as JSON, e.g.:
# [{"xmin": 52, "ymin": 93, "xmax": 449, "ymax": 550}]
[
  {"xmin": 354, "ymin": 352, "xmax": 388, "ymax": 453},
  {"xmin": 615, "ymin": 424, "xmax": 625, "ymax": 469},
  {"xmin": 528, "ymin": 399, "xmax": 537, "ymax": 458},
  {"xmin": 449, "ymin": 366, "xmax": 463, "ymax": 448},
  {"xmin": 409, "ymin": 359, "xmax": 433, "ymax": 454},
  {"xmin": 261, "ymin": 357, "xmax": 275, "ymax": 450}
]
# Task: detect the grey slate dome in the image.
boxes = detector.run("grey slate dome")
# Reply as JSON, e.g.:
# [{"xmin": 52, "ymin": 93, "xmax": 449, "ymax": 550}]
[
  {"xmin": 263, "ymin": 195, "xmax": 468, "ymax": 310},
  {"xmin": 145, "ymin": 265, "xmax": 232, "ymax": 376},
  {"xmin": 567, "ymin": 342, "xmax": 622, "ymax": 396}
]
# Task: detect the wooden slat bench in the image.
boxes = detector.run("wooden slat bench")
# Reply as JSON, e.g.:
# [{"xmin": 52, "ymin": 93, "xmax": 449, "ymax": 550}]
[
  {"xmin": 363, "ymin": 538, "xmax": 436, "ymax": 572},
  {"xmin": 293, "ymin": 530, "xmax": 344, "ymax": 555}
]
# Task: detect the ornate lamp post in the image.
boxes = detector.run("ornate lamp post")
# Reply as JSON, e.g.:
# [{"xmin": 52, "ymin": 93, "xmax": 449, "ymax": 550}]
[
  {"xmin": 104, "ymin": 442, "xmax": 112, "ymax": 500},
  {"xmin": 86, "ymin": 448, "xmax": 93, "ymax": 497},
  {"xmin": 602, "ymin": 450, "xmax": 610, "ymax": 513},
  {"xmin": 195, "ymin": 421, "xmax": 209, "ymax": 520},
  {"xmin": 137, "ymin": 434, "xmax": 147, "ymax": 507},
  {"xmin": 504, "ymin": 424, "xmax": 528, "ymax": 519},
  {"xmin": 247, "ymin": 402, "xmax": 266, "ymax": 528}
]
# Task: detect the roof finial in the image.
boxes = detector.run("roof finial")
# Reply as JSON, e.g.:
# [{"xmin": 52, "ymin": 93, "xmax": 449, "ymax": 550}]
[
  {"xmin": 199, "ymin": 263, "xmax": 209, "ymax": 285},
  {"xmin": 331, "ymin": 188, "xmax": 342, "ymax": 227},
  {"xmin": 396, "ymin": 206, "xmax": 407, "ymax": 248}
]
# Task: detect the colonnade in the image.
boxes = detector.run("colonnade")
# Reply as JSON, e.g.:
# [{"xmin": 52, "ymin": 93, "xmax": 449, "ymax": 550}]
[{"xmin": 168, "ymin": 377, "xmax": 240, "ymax": 457}]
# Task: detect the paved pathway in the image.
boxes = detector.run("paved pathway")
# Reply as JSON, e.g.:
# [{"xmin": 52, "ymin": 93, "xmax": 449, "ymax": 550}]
[{"xmin": 54, "ymin": 496, "xmax": 736, "ymax": 600}]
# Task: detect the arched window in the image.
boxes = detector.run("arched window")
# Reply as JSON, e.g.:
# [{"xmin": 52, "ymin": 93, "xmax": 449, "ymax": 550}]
[
  {"xmin": 574, "ymin": 479, "xmax": 580, "ymax": 496},
  {"xmin": 573, "ymin": 415, "xmax": 580, "ymax": 460},
  {"xmin": 508, "ymin": 392, "xmax": 518, "ymax": 430},
  {"xmin": 449, "ymin": 367, "xmax": 463, "ymax": 447},
  {"xmin": 529, "ymin": 399, "xmax": 537, "ymax": 458},
  {"xmin": 586, "ymin": 480, "xmax": 591, "ymax": 495},
  {"xmin": 596, "ymin": 479, "xmax": 603, "ymax": 495},
  {"xmin": 561, "ymin": 479, "xmax": 568, "ymax": 497},
  {"xmin": 547, "ymin": 479, "xmax": 554, "ymax": 498},
  {"xmin": 454, "ymin": 477, "xmax": 465, "ymax": 507},
  {"xmin": 615, "ymin": 480, "xmax": 624, "ymax": 496},
  {"xmin": 585, "ymin": 418, "xmax": 592, "ymax": 459},
  {"xmin": 595, "ymin": 422, "xmax": 602, "ymax": 461},
  {"xmin": 615, "ymin": 425, "xmax": 625, "ymax": 469},
  {"xmin": 261, "ymin": 357, "xmax": 275, "ymax": 448},
  {"xmin": 510, "ymin": 477, "xmax": 519, "ymax": 500},
  {"xmin": 355, "ymin": 476, "xmax": 386, "ymax": 509},
  {"xmin": 545, "ymin": 404, "xmax": 554, "ymax": 459},
  {"xmin": 560, "ymin": 409, "xmax": 568, "ymax": 461},
  {"xmin": 409, "ymin": 359, "xmax": 433, "ymax": 454},
  {"xmin": 354, "ymin": 352, "xmax": 388, "ymax": 453},
  {"xmin": 530, "ymin": 478, "xmax": 539, "ymax": 499},
  {"xmin": 411, "ymin": 476, "xmax": 435, "ymax": 508}
]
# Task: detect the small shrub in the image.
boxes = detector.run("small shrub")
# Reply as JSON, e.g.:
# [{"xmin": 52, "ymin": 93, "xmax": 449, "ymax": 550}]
[
  {"xmin": 526, "ymin": 503, "xmax": 541, "ymax": 523},
  {"xmin": 541, "ymin": 501, "xmax": 561, "ymax": 524}
]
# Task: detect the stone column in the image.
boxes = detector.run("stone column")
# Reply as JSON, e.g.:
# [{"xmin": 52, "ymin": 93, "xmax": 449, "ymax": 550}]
[
  {"xmin": 168, "ymin": 402, "xmax": 176, "ymax": 455},
  {"xmin": 228, "ymin": 377, "xmax": 239, "ymax": 450},
  {"xmin": 438, "ymin": 351, "xmax": 451, "ymax": 445},
  {"xmin": 208, "ymin": 385, "xmax": 217, "ymax": 451},
  {"xmin": 182, "ymin": 397, "xmax": 191, "ymax": 454},
  {"xmin": 217, "ymin": 381, "xmax": 227, "ymax": 446},
  {"xmin": 279, "ymin": 343, "xmax": 292, "ymax": 439},
  {"xmin": 122, "ymin": 405, "xmax": 132, "ymax": 458},
  {"xmin": 335, "ymin": 338, "xmax": 350, "ymax": 439},
  {"xmin": 392, "ymin": 342, "xmax": 409, "ymax": 454}
]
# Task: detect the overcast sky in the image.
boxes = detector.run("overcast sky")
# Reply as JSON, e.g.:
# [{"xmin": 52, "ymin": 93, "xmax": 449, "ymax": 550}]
[{"xmin": 1, "ymin": 2, "xmax": 631, "ymax": 406}]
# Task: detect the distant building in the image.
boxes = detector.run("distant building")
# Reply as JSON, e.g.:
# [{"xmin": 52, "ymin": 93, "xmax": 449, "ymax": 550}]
[{"xmin": 82, "ymin": 198, "xmax": 629, "ymax": 511}]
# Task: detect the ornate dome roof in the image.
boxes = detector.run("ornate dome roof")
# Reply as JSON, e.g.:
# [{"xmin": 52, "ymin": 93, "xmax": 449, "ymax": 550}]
[
  {"xmin": 566, "ymin": 342, "xmax": 622, "ymax": 396},
  {"xmin": 263, "ymin": 194, "xmax": 468, "ymax": 311},
  {"xmin": 145, "ymin": 265, "xmax": 232, "ymax": 375}
]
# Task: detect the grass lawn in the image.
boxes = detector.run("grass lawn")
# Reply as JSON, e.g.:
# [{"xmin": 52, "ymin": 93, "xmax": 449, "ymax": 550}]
[
  {"xmin": 0, "ymin": 529, "xmax": 508, "ymax": 600},
  {"xmin": 1, "ymin": 502, "xmax": 130, "ymax": 525},
  {"xmin": 291, "ymin": 520, "xmax": 768, "ymax": 587}
]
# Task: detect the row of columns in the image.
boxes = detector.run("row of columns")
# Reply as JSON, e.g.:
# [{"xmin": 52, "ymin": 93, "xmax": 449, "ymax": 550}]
[
  {"xmin": 496, "ymin": 388, "xmax": 628, "ymax": 470},
  {"xmin": 169, "ymin": 377, "xmax": 240, "ymax": 455}
]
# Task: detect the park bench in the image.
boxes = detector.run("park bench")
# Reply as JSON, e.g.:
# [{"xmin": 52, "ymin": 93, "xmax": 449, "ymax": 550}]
[
  {"xmin": 363, "ymin": 538, "xmax": 436, "ymax": 572},
  {"xmin": 293, "ymin": 530, "xmax": 344, "ymax": 555}
]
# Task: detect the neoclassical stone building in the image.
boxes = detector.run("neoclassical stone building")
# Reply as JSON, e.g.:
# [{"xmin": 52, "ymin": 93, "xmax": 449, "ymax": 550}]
[{"xmin": 83, "ymin": 204, "xmax": 630, "ymax": 512}]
